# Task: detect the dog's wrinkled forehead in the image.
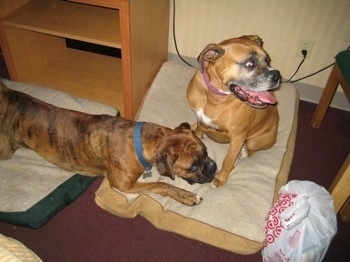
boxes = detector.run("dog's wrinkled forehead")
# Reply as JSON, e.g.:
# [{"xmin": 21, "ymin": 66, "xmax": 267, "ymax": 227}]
[
  {"xmin": 200, "ymin": 35, "xmax": 271, "ymax": 84},
  {"xmin": 198, "ymin": 35, "xmax": 267, "ymax": 63},
  {"xmin": 220, "ymin": 37, "xmax": 270, "ymax": 66},
  {"xmin": 199, "ymin": 36, "xmax": 269, "ymax": 67},
  {"xmin": 164, "ymin": 123, "xmax": 206, "ymax": 155},
  {"xmin": 176, "ymin": 133, "xmax": 206, "ymax": 156}
]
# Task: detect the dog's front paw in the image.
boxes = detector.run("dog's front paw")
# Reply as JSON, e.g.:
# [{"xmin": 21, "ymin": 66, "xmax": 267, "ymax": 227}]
[
  {"xmin": 194, "ymin": 195, "xmax": 203, "ymax": 205},
  {"xmin": 174, "ymin": 189, "xmax": 203, "ymax": 206},
  {"xmin": 181, "ymin": 193, "xmax": 202, "ymax": 206},
  {"xmin": 210, "ymin": 174, "xmax": 228, "ymax": 188}
]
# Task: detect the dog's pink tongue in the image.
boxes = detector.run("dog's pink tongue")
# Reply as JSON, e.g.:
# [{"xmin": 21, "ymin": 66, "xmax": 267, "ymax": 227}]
[{"xmin": 258, "ymin": 91, "xmax": 277, "ymax": 104}]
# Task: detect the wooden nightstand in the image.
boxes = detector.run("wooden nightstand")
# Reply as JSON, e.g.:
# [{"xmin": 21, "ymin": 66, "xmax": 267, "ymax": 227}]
[{"xmin": 0, "ymin": 0, "xmax": 170, "ymax": 119}]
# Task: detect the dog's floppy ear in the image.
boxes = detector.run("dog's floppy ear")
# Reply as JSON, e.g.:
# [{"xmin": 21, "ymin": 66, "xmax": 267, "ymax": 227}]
[
  {"xmin": 197, "ymin": 43, "xmax": 225, "ymax": 64},
  {"xmin": 176, "ymin": 122, "xmax": 191, "ymax": 131},
  {"xmin": 155, "ymin": 152, "xmax": 178, "ymax": 180}
]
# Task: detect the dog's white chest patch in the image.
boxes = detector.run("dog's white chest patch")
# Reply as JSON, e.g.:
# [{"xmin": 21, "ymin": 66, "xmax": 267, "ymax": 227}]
[{"xmin": 195, "ymin": 108, "xmax": 218, "ymax": 129}]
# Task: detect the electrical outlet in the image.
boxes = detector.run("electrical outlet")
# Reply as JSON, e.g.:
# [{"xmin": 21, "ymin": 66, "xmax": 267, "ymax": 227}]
[{"xmin": 296, "ymin": 39, "xmax": 315, "ymax": 59}]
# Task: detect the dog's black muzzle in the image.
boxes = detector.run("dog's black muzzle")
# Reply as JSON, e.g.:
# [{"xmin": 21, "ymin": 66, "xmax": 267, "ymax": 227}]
[
  {"xmin": 185, "ymin": 159, "xmax": 217, "ymax": 185},
  {"xmin": 265, "ymin": 70, "xmax": 281, "ymax": 83},
  {"xmin": 202, "ymin": 159, "xmax": 217, "ymax": 179}
]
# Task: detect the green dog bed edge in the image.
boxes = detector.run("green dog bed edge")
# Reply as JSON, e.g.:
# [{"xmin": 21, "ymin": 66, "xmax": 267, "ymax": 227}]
[{"xmin": 0, "ymin": 175, "xmax": 96, "ymax": 229}]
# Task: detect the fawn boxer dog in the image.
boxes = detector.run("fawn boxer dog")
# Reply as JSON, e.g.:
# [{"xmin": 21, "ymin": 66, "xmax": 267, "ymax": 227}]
[
  {"xmin": 187, "ymin": 35, "xmax": 280, "ymax": 188},
  {"xmin": 0, "ymin": 80, "xmax": 217, "ymax": 206}
]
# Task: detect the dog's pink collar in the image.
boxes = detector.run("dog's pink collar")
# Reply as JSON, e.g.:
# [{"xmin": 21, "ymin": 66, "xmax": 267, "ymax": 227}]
[{"xmin": 201, "ymin": 61, "xmax": 229, "ymax": 96}]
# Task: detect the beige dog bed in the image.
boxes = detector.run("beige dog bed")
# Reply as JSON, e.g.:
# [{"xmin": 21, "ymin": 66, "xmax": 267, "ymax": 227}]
[{"xmin": 95, "ymin": 61, "xmax": 299, "ymax": 254}]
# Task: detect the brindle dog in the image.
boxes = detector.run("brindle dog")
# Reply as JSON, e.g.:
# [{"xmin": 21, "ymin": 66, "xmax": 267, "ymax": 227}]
[{"xmin": 0, "ymin": 80, "xmax": 217, "ymax": 205}]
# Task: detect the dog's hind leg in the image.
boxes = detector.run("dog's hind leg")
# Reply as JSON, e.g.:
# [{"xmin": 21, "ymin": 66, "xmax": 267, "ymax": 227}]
[
  {"xmin": 246, "ymin": 124, "xmax": 278, "ymax": 155},
  {"xmin": 238, "ymin": 142, "xmax": 249, "ymax": 159}
]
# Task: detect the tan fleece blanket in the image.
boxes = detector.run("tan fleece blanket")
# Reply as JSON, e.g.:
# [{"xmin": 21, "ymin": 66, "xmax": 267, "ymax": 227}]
[
  {"xmin": 0, "ymin": 233, "xmax": 42, "ymax": 261},
  {"xmin": 106, "ymin": 61, "xmax": 298, "ymax": 243},
  {"xmin": 0, "ymin": 79, "xmax": 119, "ymax": 212}
]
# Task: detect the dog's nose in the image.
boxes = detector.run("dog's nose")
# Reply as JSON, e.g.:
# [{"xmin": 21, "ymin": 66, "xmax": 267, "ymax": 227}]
[
  {"xmin": 265, "ymin": 70, "xmax": 281, "ymax": 82},
  {"xmin": 203, "ymin": 160, "xmax": 217, "ymax": 177}
]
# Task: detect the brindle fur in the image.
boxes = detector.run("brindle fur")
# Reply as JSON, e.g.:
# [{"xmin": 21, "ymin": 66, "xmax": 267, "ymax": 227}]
[{"xmin": 0, "ymin": 80, "xmax": 217, "ymax": 206}]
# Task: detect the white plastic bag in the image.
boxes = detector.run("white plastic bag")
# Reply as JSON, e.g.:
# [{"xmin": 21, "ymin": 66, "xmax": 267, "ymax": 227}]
[{"xmin": 262, "ymin": 180, "xmax": 337, "ymax": 262}]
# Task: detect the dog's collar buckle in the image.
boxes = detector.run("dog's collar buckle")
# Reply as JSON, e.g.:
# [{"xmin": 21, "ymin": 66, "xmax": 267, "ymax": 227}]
[
  {"xmin": 133, "ymin": 122, "xmax": 153, "ymax": 178},
  {"xmin": 142, "ymin": 170, "xmax": 152, "ymax": 179}
]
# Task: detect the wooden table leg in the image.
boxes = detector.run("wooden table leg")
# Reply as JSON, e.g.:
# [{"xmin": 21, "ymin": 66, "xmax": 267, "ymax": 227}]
[
  {"xmin": 311, "ymin": 64, "xmax": 341, "ymax": 128},
  {"xmin": 329, "ymin": 154, "xmax": 350, "ymax": 219},
  {"xmin": 339, "ymin": 197, "xmax": 350, "ymax": 222}
]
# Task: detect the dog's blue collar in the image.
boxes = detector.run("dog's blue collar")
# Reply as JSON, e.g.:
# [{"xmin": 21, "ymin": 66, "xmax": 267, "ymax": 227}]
[{"xmin": 133, "ymin": 122, "xmax": 152, "ymax": 173}]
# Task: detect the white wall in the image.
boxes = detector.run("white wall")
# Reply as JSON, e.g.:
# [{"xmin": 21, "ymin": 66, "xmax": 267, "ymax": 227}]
[{"xmin": 167, "ymin": 0, "xmax": 350, "ymax": 110}]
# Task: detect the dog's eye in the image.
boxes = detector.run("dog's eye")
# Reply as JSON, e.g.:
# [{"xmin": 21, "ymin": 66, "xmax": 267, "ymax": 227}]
[
  {"xmin": 245, "ymin": 59, "xmax": 255, "ymax": 68},
  {"xmin": 189, "ymin": 164, "xmax": 199, "ymax": 172}
]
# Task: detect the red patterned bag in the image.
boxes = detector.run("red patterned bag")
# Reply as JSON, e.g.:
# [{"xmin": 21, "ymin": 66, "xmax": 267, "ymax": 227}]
[{"xmin": 262, "ymin": 180, "xmax": 337, "ymax": 262}]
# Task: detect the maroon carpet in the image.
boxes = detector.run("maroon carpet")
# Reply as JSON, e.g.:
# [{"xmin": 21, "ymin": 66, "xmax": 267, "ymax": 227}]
[{"xmin": 0, "ymin": 53, "xmax": 349, "ymax": 261}]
